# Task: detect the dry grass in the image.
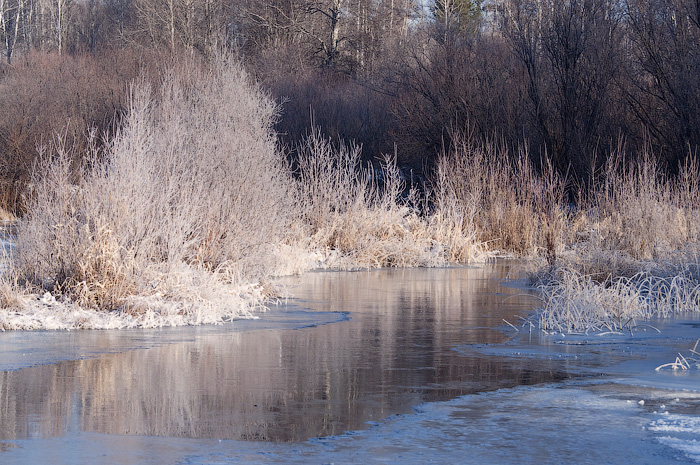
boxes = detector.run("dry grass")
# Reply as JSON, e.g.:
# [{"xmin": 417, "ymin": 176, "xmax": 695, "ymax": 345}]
[
  {"xmin": 656, "ymin": 339, "xmax": 700, "ymax": 371},
  {"xmin": 537, "ymin": 267, "xmax": 700, "ymax": 333},
  {"xmin": 1, "ymin": 58, "xmax": 698, "ymax": 332},
  {"xmin": 294, "ymin": 128, "xmax": 486, "ymax": 269},
  {"xmin": 537, "ymin": 258, "xmax": 700, "ymax": 334},
  {"xmin": 436, "ymin": 136, "xmax": 569, "ymax": 260},
  {"xmin": 0, "ymin": 210, "xmax": 14, "ymax": 222},
  {"xmin": 582, "ymin": 150, "xmax": 700, "ymax": 262}
]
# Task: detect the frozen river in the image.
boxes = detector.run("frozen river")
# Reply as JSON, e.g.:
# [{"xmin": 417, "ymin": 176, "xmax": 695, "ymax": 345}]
[{"xmin": 0, "ymin": 264, "xmax": 698, "ymax": 464}]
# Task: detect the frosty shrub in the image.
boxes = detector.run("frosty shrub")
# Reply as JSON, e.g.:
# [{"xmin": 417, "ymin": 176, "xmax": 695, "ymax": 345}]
[{"xmin": 6, "ymin": 55, "xmax": 295, "ymax": 318}]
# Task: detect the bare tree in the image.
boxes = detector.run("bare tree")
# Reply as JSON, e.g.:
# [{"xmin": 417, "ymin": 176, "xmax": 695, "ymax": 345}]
[
  {"xmin": 241, "ymin": 0, "xmax": 419, "ymax": 72},
  {"xmin": 501, "ymin": 0, "xmax": 624, "ymax": 178},
  {"xmin": 625, "ymin": 0, "xmax": 700, "ymax": 164},
  {"xmin": 432, "ymin": 0, "xmax": 481, "ymax": 43},
  {"xmin": 0, "ymin": 0, "xmax": 24, "ymax": 63},
  {"xmin": 129, "ymin": 0, "xmax": 224, "ymax": 54}
]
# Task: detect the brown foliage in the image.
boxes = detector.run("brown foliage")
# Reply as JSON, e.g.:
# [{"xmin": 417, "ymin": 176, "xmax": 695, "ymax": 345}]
[{"xmin": 0, "ymin": 48, "xmax": 168, "ymax": 213}]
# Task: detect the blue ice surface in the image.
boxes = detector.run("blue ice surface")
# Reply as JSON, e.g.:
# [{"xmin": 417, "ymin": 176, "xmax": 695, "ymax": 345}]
[
  {"xmin": 2, "ymin": 320, "xmax": 699, "ymax": 465},
  {"xmin": 0, "ymin": 382, "xmax": 697, "ymax": 465}
]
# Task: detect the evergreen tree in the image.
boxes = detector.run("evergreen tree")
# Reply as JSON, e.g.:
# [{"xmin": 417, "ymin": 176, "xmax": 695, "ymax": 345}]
[{"xmin": 432, "ymin": 0, "xmax": 481, "ymax": 34}]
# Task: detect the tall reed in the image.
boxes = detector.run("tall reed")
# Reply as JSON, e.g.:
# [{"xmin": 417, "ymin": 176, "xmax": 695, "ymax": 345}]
[
  {"xmin": 294, "ymin": 128, "xmax": 485, "ymax": 268},
  {"xmin": 587, "ymin": 148, "xmax": 700, "ymax": 261},
  {"xmin": 436, "ymin": 135, "xmax": 569, "ymax": 260}
]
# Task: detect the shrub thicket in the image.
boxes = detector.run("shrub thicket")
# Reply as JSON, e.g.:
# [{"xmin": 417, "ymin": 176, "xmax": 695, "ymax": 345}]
[
  {"xmin": 0, "ymin": 54, "xmax": 488, "ymax": 329},
  {"xmin": 4, "ymin": 55, "xmax": 295, "ymax": 325}
]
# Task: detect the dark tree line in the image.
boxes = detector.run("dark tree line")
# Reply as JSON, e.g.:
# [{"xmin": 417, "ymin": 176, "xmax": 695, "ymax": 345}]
[{"xmin": 1, "ymin": 0, "xmax": 699, "ymax": 208}]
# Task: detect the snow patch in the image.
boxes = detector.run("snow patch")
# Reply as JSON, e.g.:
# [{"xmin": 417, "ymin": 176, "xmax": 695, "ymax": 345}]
[
  {"xmin": 0, "ymin": 281, "xmax": 266, "ymax": 331},
  {"xmin": 649, "ymin": 414, "xmax": 700, "ymax": 463},
  {"xmin": 649, "ymin": 414, "xmax": 700, "ymax": 434},
  {"xmin": 656, "ymin": 437, "xmax": 700, "ymax": 463}
]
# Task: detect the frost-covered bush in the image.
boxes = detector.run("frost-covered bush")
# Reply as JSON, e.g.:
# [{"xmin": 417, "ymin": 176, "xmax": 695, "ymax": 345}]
[{"xmin": 6, "ymin": 55, "xmax": 295, "ymax": 317}]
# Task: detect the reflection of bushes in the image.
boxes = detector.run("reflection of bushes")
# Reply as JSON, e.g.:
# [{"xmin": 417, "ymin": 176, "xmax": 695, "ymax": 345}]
[{"xmin": 0, "ymin": 267, "xmax": 545, "ymax": 441}]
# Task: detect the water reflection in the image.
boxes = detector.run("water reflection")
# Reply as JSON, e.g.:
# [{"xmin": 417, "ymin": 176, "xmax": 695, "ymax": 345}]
[{"xmin": 0, "ymin": 264, "xmax": 568, "ymax": 442}]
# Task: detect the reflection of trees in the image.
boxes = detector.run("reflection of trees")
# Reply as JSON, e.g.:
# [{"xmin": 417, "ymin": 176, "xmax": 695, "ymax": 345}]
[
  {"xmin": 0, "ymin": 362, "xmax": 77, "ymax": 439},
  {"xmin": 0, "ymin": 265, "xmax": 559, "ymax": 442}
]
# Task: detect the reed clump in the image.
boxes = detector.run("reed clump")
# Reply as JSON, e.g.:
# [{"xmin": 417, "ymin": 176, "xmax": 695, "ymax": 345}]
[
  {"xmin": 656, "ymin": 339, "xmax": 700, "ymax": 371},
  {"xmin": 294, "ymin": 128, "xmax": 485, "ymax": 269},
  {"xmin": 537, "ymin": 267, "xmax": 700, "ymax": 333},
  {"xmin": 583, "ymin": 151, "xmax": 700, "ymax": 262},
  {"xmin": 436, "ymin": 136, "xmax": 569, "ymax": 260}
]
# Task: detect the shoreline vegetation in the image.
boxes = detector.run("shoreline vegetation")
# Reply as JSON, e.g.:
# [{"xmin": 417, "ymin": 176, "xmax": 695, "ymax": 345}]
[
  {"xmin": 0, "ymin": 55, "xmax": 699, "ymax": 332},
  {"xmin": 2, "ymin": 56, "xmax": 486, "ymax": 330}
]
